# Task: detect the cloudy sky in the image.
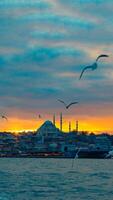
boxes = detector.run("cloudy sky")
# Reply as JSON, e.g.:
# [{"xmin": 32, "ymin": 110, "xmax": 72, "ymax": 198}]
[{"xmin": 0, "ymin": 0, "xmax": 113, "ymax": 132}]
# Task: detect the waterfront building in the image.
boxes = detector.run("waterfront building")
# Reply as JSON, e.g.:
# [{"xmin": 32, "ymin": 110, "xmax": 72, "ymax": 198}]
[
  {"xmin": 95, "ymin": 136, "xmax": 111, "ymax": 151},
  {"xmin": 0, "ymin": 133, "xmax": 17, "ymax": 156},
  {"xmin": 33, "ymin": 120, "xmax": 65, "ymax": 152}
]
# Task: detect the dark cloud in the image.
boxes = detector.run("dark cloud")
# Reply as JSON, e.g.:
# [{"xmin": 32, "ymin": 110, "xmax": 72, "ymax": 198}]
[
  {"xmin": 0, "ymin": 0, "xmax": 113, "ymax": 118},
  {"xmin": 0, "ymin": 0, "xmax": 51, "ymax": 9}
]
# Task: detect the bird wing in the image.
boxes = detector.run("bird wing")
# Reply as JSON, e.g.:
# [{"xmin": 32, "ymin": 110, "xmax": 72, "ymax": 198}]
[
  {"xmin": 2, "ymin": 116, "xmax": 8, "ymax": 121},
  {"xmin": 67, "ymin": 102, "xmax": 78, "ymax": 109},
  {"xmin": 58, "ymin": 99, "xmax": 66, "ymax": 106},
  {"xmin": 79, "ymin": 66, "xmax": 92, "ymax": 80},
  {"xmin": 96, "ymin": 54, "xmax": 109, "ymax": 62}
]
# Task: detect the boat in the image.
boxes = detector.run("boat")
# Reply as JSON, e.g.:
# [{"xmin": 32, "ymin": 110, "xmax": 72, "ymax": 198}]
[{"xmin": 76, "ymin": 147, "xmax": 109, "ymax": 159}]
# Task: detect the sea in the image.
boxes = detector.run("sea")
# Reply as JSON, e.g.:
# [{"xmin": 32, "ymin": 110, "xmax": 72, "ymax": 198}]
[{"xmin": 0, "ymin": 158, "xmax": 113, "ymax": 200}]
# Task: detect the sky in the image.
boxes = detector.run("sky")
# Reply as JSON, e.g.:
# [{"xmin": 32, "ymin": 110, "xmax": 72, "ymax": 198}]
[{"xmin": 0, "ymin": 0, "xmax": 113, "ymax": 133}]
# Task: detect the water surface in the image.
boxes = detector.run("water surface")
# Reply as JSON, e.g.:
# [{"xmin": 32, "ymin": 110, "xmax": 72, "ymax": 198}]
[{"xmin": 0, "ymin": 158, "xmax": 113, "ymax": 200}]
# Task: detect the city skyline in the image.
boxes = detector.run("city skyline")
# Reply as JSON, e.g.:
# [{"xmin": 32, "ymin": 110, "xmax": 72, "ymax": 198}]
[{"xmin": 0, "ymin": 0, "xmax": 113, "ymax": 132}]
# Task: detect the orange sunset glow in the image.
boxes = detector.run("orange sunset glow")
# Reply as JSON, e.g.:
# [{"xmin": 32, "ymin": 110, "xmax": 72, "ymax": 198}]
[{"xmin": 0, "ymin": 116, "xmax": 113, "ymax": 134}]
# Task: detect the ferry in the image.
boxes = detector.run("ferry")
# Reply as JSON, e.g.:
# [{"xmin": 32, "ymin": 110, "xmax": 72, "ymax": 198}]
[{"xmin": 76, "ymin": 147, "xmax": 109, "ymax": 159}]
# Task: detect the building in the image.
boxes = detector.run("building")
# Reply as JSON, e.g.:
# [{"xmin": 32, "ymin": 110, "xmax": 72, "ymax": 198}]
[
  {"xmin": 95, "ymin": 136, "xmax": 111, "ymax": 151},
  {"xmin": 33, "ymin": 121, "xmax": 65, "ymax": 152}
]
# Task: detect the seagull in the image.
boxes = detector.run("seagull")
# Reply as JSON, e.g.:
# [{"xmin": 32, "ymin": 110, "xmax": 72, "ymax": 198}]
[
  {"xmin": 1, "ymin": 115, "xmax": 8, "ymax": 121},
  {"xmin": 72, "ymin": 148, "xmax": 81, "ymax": 168},
  {"xmin": 79, "ymin": 54, "xmax": 109, "ymax": 79},
  {"xmin": 38, "ymin": 114, "xmax": 42, "ymax": 119},
  {"xmin": 58, "ymin": 99, "xmax": 78, "ymax": 109}
]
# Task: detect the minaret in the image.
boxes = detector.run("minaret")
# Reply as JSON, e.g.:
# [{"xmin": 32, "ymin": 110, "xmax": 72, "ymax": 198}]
[
  {"xmin": 76, "ymin": 120, "xmax": 78, "ymax": 133},
  {"xmin": 60, "ymin": 112, "xmax": 62, "ymax": 131},
  {"xmin": 69, "ymin": 121, "xmax": 71, "ymax": 132},
  {"xmin": 53, "ymin": 113, "xmax": 56, "ymax": 126}
]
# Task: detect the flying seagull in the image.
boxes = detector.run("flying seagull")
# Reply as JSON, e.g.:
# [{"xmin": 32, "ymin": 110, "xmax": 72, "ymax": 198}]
[
  {"xmin": 72, "ymin": 148, "xmax": 81, "ymax": 168},
  {"xmin": 38, "ymin": 114, "xmax": 42, "ymax": 119},
  {"xmin": 1, "ymin": 115, "xmax": 8, "ymax": 121},
  {"xmin": 58, "ymin": 99, "xmax": 78, "ymax": 109},
  {"xmin": 79, "ymin": 54, "xmax": 109, "ymax": 80}
]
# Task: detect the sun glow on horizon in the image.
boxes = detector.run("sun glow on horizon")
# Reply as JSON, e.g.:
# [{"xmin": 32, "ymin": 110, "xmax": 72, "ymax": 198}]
[{"xmin": 0, "ymin": 116, "xmax": 113, "ymax": 134}]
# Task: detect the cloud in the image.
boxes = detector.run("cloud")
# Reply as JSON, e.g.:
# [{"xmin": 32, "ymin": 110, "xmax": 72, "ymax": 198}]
[
  {"xmin": 0, "ymin": 0, "xmax": 51, "ymax": 9},
  {"xmin": 12, "ymin": 46, "xmax": 85, "ymax": 63},
  {"xmin": 0, "ymin": 0, "xmax": 113, "ymax": 130}
]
